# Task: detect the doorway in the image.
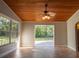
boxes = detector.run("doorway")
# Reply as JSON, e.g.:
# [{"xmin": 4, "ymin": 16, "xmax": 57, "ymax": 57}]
[
  {"xmin": 75, "ymin": 22, "xmax": 79, "ymax": 51},
  {"xmin": 34, "ymin": 25, "xmax": 55, "ymax": 47}
]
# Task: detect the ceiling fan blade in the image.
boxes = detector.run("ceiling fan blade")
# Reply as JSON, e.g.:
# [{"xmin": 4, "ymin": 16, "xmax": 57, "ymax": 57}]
[{"xmin": 48, "ymin": 12, "xmax": 56, "ymax": 17}]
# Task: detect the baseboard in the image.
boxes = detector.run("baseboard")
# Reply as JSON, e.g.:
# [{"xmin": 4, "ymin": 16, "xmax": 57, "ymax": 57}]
[
  {"xmin": 67, "ymin": 46, "xmax": 76, "ymax": 51},
  {"xmin": 20, "ymin": 47, "xmax": 33, "ymax": 48},
  {"xmin": 55, "ymin": 45, "xmax": 67, "ymax": 47}
]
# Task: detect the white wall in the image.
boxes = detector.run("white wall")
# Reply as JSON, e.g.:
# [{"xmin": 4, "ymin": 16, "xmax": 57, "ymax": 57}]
[
  {"xmin": 55, "ymin": 22, "xmax": 67, "ymax": 46},
  {"xmin": 21, "ymin": 22, "xmax": 34, "ymax": 47},
  {"xmin": 21, "ymin": 21, "xmax": 67, "ymax": 47},
  {"xmin": 67, "ymin": 10, "xmax": 79, "ymax": 51}
]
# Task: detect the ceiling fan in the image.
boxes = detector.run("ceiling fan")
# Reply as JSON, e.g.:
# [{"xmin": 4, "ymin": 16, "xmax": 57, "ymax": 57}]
[{"xmin": 42, "ymin": 3, "xmax": 56, "ymax": 20}]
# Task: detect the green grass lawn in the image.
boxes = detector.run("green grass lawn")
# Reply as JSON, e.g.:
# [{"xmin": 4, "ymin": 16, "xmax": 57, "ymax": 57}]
[
  {"xmin": 0, "ymin": 36, "xmax": 9, "ymax": 46},
  {"xmin": 35, "ymin": 37, "xmax": 53, "ymax": 41},
  {"xmin": 0, "ymin": 36, "xmax": 16, "ymax": 46}
]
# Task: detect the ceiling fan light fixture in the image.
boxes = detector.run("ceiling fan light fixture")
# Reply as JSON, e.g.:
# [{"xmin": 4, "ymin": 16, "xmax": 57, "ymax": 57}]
[
  {"xmin": 42, "ymin": 3, "xmax": 56, "ymax": 20},
  {"xmin": 42, "ymin": 15, "xmax": 50, "ymax": 20}
]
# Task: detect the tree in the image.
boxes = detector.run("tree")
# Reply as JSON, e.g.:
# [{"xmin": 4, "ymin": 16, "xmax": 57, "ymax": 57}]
[{"xmin": 35, "ymin": 25, "xmax": 54, "ymax": 38}]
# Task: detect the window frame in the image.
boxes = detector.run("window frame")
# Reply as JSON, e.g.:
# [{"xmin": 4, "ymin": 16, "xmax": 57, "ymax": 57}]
[{"xmin": 0, "ymin": 13, "xmax": 19, "ymax": 47}]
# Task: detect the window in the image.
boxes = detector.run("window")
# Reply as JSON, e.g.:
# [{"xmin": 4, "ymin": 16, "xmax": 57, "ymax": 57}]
[
  {"xmin": 11, "ymin": 21, "xmax": 18, "ymax": 43},
  {"xmin": 0, "ymin": 16, "xmax": 10, "ymax": 46},
  {"xmin": 0, "ymin": 16, "xmax": 19, "ymax": 46}
]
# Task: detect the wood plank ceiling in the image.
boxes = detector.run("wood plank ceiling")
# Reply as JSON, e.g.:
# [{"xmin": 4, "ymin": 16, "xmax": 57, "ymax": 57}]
[{"xmin": 3, "ymin": 0, "xmax": 79, "ymax": 22}]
